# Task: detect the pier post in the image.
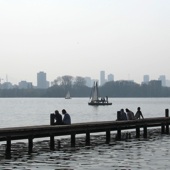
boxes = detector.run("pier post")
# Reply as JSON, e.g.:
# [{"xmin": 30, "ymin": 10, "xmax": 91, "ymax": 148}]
[
  {"xmin": 57, "ymin": 140, "xmax": 61, "ymax": 149},
  {"xmin": 28, "ymin": 136, "xmax": 33, "ymax": 153},
  {"xmin": 86, "ymin": 131, "xmax": 90, "ymax": 146},
  {"xmin": 106, "ymin": 130, "xmax": 110, "ymax": 144},
  {"xmin": 136, "ymin": 126, "xmax": 140, "ymax": 138},
  {"xmin": 161, "ymin": 123, "xmax": 165, "ymax": 134},
  {"xmin": 50, "ymin": 135, "xmax": 55, "ymax": 150},
  {"xmin": 71, "ymin": 133, "xmax": 76, "ymax": 147},
  {"xmin": 143, "ymin": 125, "xmax": 147, "ymax": 138},
  {"xmin": 165, "ymin": 109, "xmax": 169, "ymax": 134},
  {"xmin": 50, "ymin": 113, "xmax": 55, "ymax": 125},
  {"xmin": 5, "ymin": 136, "xmax": 11, "ymax": 159},
  {"xmin": 117, "ymin": 128, "xmax": 121, "ymax": 140}
]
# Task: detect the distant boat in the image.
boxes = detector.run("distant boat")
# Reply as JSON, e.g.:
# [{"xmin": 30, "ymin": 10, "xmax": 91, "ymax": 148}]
[
  {"xmin": 65, "ymin": 91, "xmax": 71, "ymax": 99},
  {"xmin": 88, "ymin": 81, "xmax": 112, "ymax": 106}
]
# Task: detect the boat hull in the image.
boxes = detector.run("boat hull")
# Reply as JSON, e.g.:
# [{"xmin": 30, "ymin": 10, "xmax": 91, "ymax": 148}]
[{"xmin": 88, "ymin": 102, "xmax": 112, "ymax": 106}]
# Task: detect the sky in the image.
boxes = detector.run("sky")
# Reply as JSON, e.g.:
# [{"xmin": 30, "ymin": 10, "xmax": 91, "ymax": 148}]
[{"xmin": 0, "ymin": 0, "xmax": 170, "ymax": 85}]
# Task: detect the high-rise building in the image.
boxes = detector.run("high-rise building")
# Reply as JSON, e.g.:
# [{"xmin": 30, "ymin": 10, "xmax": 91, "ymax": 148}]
[
  {"xmin": 100, "ymin": 71, "xmax": 105, "ymax": 86},
  {"xmin": 143, "ymin": 75, "xmax": 149, "ymax": 84},
  {"xmin": 37, "ymin": 71, "xmax": 49, "ymax": 89},
  {"xmin": 166, "ymin": 80, "xmax": 170, "ymax": 87},
  {"xmin": 85, "ymin": 77, "xmax": 92, "ymax": 87},
  {"xmin": 0, "ymin": 82, "xmax": 13, "ymax": 89},
  {"xmin": 108, "ymin": 74, "xmax": 114, "ymax": 82},
  {"xmin": 18, "ymin": 81, "xmax": 32, "ymax": 89},
  {"xmin": 158, "ymin": 75, "xmax": 166, "ymax": 86}
]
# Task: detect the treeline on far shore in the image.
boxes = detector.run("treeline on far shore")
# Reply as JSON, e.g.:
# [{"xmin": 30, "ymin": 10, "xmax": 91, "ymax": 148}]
[{"xmin": 1, "ymin": 80, "xmax": 170, "ymax": 98}]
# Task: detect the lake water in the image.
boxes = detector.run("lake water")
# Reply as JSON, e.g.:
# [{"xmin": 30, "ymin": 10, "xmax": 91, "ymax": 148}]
[{"xmin": 0, "ymin": 98, "xmax": 170, "ymax": 169}]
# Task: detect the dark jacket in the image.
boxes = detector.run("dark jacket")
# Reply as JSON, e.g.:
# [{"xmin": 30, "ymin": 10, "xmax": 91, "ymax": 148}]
[{"xmin": 54, "ymin": 113, "xmax": 63, "ymax": 125}]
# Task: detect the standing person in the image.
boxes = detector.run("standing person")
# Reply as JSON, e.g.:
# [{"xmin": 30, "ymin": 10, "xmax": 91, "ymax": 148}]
[
  {"xmin": 125, "ymin": 108, "xmax": 135, "ymax": 120},
  {"xmin": 135, "ymin": 107, "xmax": 144, "ymax": 119},
  {"xmin": 62, "ymin": 109, "xmax": 71, "ymax": 125},
  {"xmin": 54, "ymin": 110, "xmax": 63, "ymax": 125}
]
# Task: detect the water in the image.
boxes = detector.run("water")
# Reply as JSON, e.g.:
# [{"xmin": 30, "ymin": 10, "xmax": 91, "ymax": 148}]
[{"xmin": 0, "ymin": 98, "xmax": 170, "ymax": 169}]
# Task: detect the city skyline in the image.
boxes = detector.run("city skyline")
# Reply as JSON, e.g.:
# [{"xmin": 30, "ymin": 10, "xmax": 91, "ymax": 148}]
[
  {"xmin": 0, "ymin": 1, "xmax": 170, "ymax": 85},
  {"xmin": 0, "ymin": 70, "xmax": 169, "ymax": 88}
]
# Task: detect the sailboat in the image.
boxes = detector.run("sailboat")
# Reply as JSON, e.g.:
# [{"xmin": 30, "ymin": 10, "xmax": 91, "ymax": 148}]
[
  {"xmin": 88, "ymin": 81, "xmax": 112, "ymax": 106},
  {"xmin": 65, "ymin": 91, "xmax": 71, "ymax": 99}
]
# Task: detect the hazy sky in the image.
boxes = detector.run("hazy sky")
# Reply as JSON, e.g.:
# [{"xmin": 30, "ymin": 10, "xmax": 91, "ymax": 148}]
[{"xmin": 0, "ymin": 0, "xmax": 170, "ymax": 85}]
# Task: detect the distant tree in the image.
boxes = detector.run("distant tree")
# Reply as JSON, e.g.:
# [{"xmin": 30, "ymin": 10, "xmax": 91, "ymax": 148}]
[
  {"xmin": 73, "ymin": 76, "xmax": 86, "ymax": 87},
  {"xmin": 52, "ymin": 76, "xmax": 63, "ymax": 86},
  {"xmin": 52, "ymin": 75, "xmax": 73, "ymax": 89},
  {"xmin": 61, "ymin": 75, "xmax": 73, "ymax": 87},
  {"xmin": 45, "ymin": 85, "xmax": 65, "ymax": 97}
]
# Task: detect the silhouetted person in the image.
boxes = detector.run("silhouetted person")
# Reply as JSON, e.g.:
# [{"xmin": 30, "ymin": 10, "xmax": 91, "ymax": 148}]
[
  {"xmin": 117, "ymin": 111, "xmax": 122, "ymax": 121},
  {"xmin": 135, "ymin": 107, "xmax": 144, "ymax": 119},
  {"xmin": 126, "ymin": 108, "xmax": 135, "ymax": 120},
  {"xmin": 117, "ymin": 109, "xmax": 127, "ymax": 121},
  {"xmin": 101, "ymin": 97, "xmax": 105, "ymax": 103},
  {"xmin": 120, "ymin": 109, "xmax": 127, "ymax": 120},
  {"xmin": 62, "ymin": 109, "xmax": 71, "ymax": 125},
  {"xmin": 54, "ymin": 110, "xmax": 63, "ymax": 125}
]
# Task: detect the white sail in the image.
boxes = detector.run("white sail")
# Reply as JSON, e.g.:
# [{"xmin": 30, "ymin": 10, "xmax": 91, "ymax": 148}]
[
  {"xmin": 65, "ymin": 91, "xmax": 71, "ymax": 99},
  {"xmin": 90, "ymin": 82, "xmax": 99, "ymax": 102},
  {"xmin": 90, "ymin": 81, "xmax": 99, "ymax": 101}
]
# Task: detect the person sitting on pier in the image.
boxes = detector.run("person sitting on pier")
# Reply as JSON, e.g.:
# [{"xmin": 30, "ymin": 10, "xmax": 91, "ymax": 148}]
[
  {"xmin": 116, "ymin": 111, "xmax": 122, "ymax": 121},
  {"xmin": 62, "ymin": 109, "xmax": 71, "ymax": 125},
  {"xmin": 54, "ymin": 110, "xmax": 63, "ymax": 125},
  {"xmin": 116, "ymin": 109, "xmax": 127, "ymax": 121},
  {"xmin": 126, "ymin": 108, "xmax": 135, "ymax": 120},
  {"xmin": 135, "ymin": 107, "xmax": 144, "ymax": 119},
  {"xmin": 120, "ymin": 109, "xmax": 127, "ymax": 120}
]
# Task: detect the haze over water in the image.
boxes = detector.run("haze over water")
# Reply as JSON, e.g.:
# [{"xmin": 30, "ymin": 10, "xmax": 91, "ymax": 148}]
[{"xmin": 1, "ymin": 1, "xmax": 170, "ymax": 84}]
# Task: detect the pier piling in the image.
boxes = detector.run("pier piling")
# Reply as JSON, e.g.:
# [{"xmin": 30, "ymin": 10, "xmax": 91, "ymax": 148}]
[
  {"xmin": 71, "ymin": 133, "xmax": 76, "ymax": 147},
  {"xmin": 117, "ymin": 129, "xmax": 121, "ymax": 140},
  {"xmin": 143, "ymin": 125, "xmax": 147, "ymax": 138},
  {"xmin": 106, "ymin": 130, "xmax": 110, "ymax": 144},
  {"xmin": 136, "ymin": 126, "xmax": 140, "ymax": 138},
  {"xmin": 86, "ymin": 131, "xmax": 90, "ymax": 146},
  {"xmin": 28, "ymin": 136, "xmax": 33, "ymax": 153},
  {"xmin": 50, "ymin": 135, "xmax": 55, "ymax": 150},
  {"xmin": 165, "ymin": 109, "xmax": 169, "ymax": 134},
  {"xmin": 5, "ymin": 137, "xmax": 11, "ymax": 159}
]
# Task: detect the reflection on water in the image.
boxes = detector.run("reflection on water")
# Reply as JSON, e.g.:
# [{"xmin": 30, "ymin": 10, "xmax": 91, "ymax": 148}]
[{"xmin": 1, "ymin": 129, "xmax": 170, "ymax": 169}]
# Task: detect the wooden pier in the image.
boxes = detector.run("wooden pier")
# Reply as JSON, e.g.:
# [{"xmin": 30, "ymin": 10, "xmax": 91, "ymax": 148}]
[{"xmin": 0, "ymin": 109, "xmax": 170, "ymax": 159}]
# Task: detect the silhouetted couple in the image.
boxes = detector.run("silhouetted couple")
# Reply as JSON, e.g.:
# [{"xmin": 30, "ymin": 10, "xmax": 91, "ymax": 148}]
[{"xmin": 54, "ymin": 109, "xmax": 71, "ymax": 125}]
